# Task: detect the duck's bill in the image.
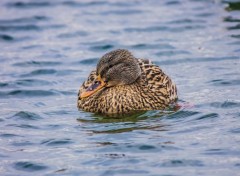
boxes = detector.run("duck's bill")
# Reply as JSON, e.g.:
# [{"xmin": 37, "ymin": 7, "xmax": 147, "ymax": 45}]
[{"xmin": 80, "ymin": 77, "xmax": 106, "ymax": 99}]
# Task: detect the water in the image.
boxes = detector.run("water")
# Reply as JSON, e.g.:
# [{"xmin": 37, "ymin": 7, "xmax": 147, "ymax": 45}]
[{"xmin": 0, "ymin": 0, "xmax": 240, "ymax": 175}]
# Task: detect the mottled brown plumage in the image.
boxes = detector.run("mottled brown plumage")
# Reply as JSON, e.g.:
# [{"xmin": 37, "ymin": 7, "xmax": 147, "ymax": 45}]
[{"xmin": 77, "ymin": 49, "xmax": 177, "ymax": 115}]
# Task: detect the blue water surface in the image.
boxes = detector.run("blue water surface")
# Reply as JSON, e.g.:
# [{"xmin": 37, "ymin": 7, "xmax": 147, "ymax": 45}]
[{"xmin": 0, "ymin": 0, "xmax": 240, "ymax": 175}]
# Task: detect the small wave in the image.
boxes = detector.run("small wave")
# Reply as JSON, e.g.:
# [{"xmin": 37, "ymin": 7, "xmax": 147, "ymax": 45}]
[
  {"xmin": 11, "ymin": 111, "xmax": 42, "ymax": 121},
  {"xmin": 224, "ymin": 16, "xmax": 240, "ymax": 23},
  {"xmin": 209, "ymin": 79, "xmax": 240, "ymax": 87},
  {"xmin": 0, "ymin": 16, "xmax": 49, "ymax": 24},
  {"xmin": 160, "ymin": 159, "xmax": 204, "ymax": 167},
  {"xmin": 7, "ymin": 1, "xmax": 53, "ymax": 8},
  {"xmin": 0, "ymin": 79, "xmax": 51, "ymax": 89},
  {"xmin": 0, "ymin": 24, "xmax": 40, "ymax": 32},
  {"xmin": 57, "ymin": 31, "xmax": 88, "ymax": 39},
  {"xmin": 203, "ymin": 148, "xmax": 240, "ymax": 156},
  {"xmin": 7, "ymin": 124, "xmax": 40, "ymax": 129},
  {"xmin": 210, "ymin": 101, "xmax": 240, "ymax": 109},
  {"xmin": 13, "ymin": 61, "xmax": 61, "ymax": 67},
  {"xmin": 0, "ymin": 89, "xmax": 58, "ymax": 98},
  {"xmin": 21, "ymin": 69, "xmax": 57, "ymax": 77},
  {"xmin": 166, "ymin": 110, "xmax": 200, "ymax": 119},
  {"xmin": 77, "ymin": 58, "xmax": 98, "ymax": 65},
  {"xmin": 155, "ymin": 56, "xmax": 239, "ymax": 65},
  {"xmin": 195, "ymin": 113, "xmax": 219, "ymax": 120},
  {"xmin": 41, "ymin": 138, "xmax": 73, "ymax": 146},
  {"xmin": 155, "ymin": 50, "xmax": 190, "ymax": 56},
  {"xmin": 130, "ymin": 43, "xmax": 175, "ymax": 50},
  {"xmin": 89, "ymin": 44, "xmax": 114, "ymax": 51},
  {"xmin": 227, "ymin": 24, "xmax": 240, "ymax": 30},
  {"xmin": 62, "ymin": 1, "xmax": 107, "ymax": 7},
  {"xmin": 167, "ymin": 18, "xmax": 206, "ymax": 24},
  {"xmin": 11, "ymin": 141, "xmax": 35, "ymax": 146},
  {"xmin": 0, "ymin": 34, "xmax": 14, "ymax": 41},
  {"xmin": 0, "ymin": 133, "xmax": 22, "ymax": 138},
  {"xmin": 13, "ymin": 161, "xmax": 48, "ymax": 172},
  {"xmin": 100, "ymin": 9, "xmax": 143, "ymax": 15},
  {"xmin": 165, "ymin": 0, "xmax": 181, "ymax": 5},
  {"xmin": 230, "ymin": 128, "xmax": 240, "ymax": 134},
  {"xmin": 124, "ymin": 25, "xmax": 205, "ymax": 33}
]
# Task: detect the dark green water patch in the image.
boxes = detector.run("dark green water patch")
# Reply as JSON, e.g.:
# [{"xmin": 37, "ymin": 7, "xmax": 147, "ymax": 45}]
[{"xmin": 225, "ymin": 1, "xmax": 240, "ymax": 11}]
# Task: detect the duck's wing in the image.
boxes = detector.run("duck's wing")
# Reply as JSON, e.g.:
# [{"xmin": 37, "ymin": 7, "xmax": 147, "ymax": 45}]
[
  {"xmin": 78, "ymin": 70, "xmax": 97, "ymax": 99},
  {"xmin": 137, "ymin": 58, "xmax": 178, "ymax": 103}
]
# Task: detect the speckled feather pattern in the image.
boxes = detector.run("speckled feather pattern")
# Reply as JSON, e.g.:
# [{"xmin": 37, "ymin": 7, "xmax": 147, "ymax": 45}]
[{"xmin": 78, "ymin": 58, "xmax": 177, "ymax": 114}]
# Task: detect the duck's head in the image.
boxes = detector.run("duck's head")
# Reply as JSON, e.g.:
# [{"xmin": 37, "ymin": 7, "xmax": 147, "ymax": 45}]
[{"xmin": 80, "ymin": 49, "xmax": 141, "ymax": 99}]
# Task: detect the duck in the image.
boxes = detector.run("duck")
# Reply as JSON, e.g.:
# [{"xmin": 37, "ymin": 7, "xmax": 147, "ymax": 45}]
[{"xmin": 77, "ymin": 49, "xmax": 178, "ymax": 115}]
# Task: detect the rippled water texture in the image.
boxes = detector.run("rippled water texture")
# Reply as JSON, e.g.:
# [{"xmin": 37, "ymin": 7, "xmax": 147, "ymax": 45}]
[{"xmin": 0, "ymin": 0, "xmax": 240, "ymax": 175}]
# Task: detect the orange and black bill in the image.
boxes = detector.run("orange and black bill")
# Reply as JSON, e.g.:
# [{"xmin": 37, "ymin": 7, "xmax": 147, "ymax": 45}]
[{"xmin": 80, "ymin": 76, "xmax": 106, "ymax": 99}]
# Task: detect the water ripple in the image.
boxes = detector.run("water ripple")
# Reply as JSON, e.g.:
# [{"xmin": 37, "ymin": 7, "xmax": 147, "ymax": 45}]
[
  {"xmin": 124, "ymin": 25, "xmax": 205, "ymax": 33},
  {"xmin": 89, "ymin": 44, "xmax": 114, "ymax": 51},
  {"xmin": 0, "ymin": 79, "xmax": 52, "ymax": 88},
  {"xmin": 13, "ymin": 61, "xmax": 61, "ymax": 67},
  {"xmin": 0, "ymin": 34, "xmax": 14, "ymax": 41},
  {"xmin": 76, "ymin": 58, "xmax": 98, "ymax": 65},
  {"xmin": 0, "ymin": 24, "xmax": 40, "ymax": 32},
  {"xmin": 210, "ymin": 101, "xmax": 240, "ymax": 109},
  {"xmin": 100, "ymin": 9, "xmax": 143, "ymax": 15},
  {"xmin": 130, "ymin": 43, "xmax": 175, "ymax": 50},
  {"xmin": 13, "ymin": 161, "xmax": 48, "ymax": 172},
  {"xmin": 62, "ymin": 1, "xmax": 108, "ymax": 7},
  {"xmin": 0, "ymin": 89, "xmax": 58, "ymax": 98},
  {"xmin": 160, "ymin": 159, "xmax": 204, "ymax": 167},
  {"xmin": 0, "ymin": 16, "xmax": 49, "ymax": 24},
  {"xmin": 7, "ymin": 1, "xmax": 53, "ymax": 8},
  {"xmin": 57, "ymin": 31, "xmax": 88, "ymax": 38},
  {"xmin": 195, "ymin": 113, "xmax": 219, "ymax": 120},
  {"xmin": 21, "ymin": 69, "xmax": 57, "ymax": 77},
  {"xmin": 209, "ymin": 79, "xmax": 240, "ymax": 87},
  {"xmin": 7, "ymin": 124, "xmax": 40, "ymax": 129},
  {"xmin": 41, "ymin": 138, "xmax": 74, "ymax": 146},
  {"xmin": 10, "ymin": 111, "xmax": 42, "ymax": 121}
]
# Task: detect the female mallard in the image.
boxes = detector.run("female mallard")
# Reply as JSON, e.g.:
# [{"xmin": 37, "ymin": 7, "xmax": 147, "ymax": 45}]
[{"xmin": 78, "ymin": 49, "xmax": 177, "ymax": 114}]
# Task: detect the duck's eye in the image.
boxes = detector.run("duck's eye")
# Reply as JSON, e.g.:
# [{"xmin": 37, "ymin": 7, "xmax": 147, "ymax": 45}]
[{"xmin": 108, "ymin": 64, "xmax": 113, "ymax": 69}]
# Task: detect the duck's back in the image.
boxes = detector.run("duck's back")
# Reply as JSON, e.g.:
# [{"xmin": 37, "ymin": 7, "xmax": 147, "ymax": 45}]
[
  {"xmin": 78, "ymin": 59, "xmax": 177, "ymax": 114},
  {"xmin": 137, "ymin": 58, "xmax": 177, "ymax": 104}
]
